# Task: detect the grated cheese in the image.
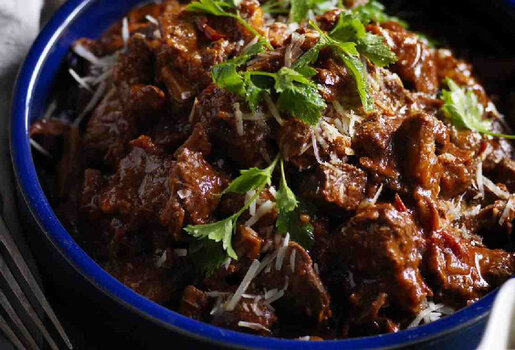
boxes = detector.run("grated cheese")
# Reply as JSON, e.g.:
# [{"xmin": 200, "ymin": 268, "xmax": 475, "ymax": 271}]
[
  {"xmin": 275, "ymin": 233, "xmax": 290, "ymax": 270},
  {"xmin": 251, "ymin": 297, "xmax": 263, "ymax": 316},
  {"xmin": 30, "ymin": 139, "xmax": 52, "ymax": 158},
  {"xmin": 408, "ymin": 301, "xmax": 454, "ymax": 328},
  {"xmin": 174, "ymin": 249, "xmax": 188, "ymax": 257},
  {"xmin": 237, "ymin": 321, "xmax": 270, "ymax": 333},
  {"xmin": 499, "ymin": 197, "xmax": 514, "ymax": 226},
  {"xmin": 73, "ymin": 81, "xmax": 108, "ymax": 127},
  {"xmin": 225, "ymin": 259, "xmax": 261, "ymax": 311},
  {"xmin": 313, "ymin": 263, "xmax": 320, "ymax": 275},
  {"xmin": 263, "ymin": 93, "xmax": 285, "ymax": 126},
  {"xmin": 290, "ymin": 248, "xmax": 296, "ymax": 273},
  {"xmin": 145, "ymin": 15, "xmax": 159, "ymax": 25},
  {"xmin": 311, "ymin": 131, "xmax": 323, "ymax": 164},
  {"xmin": 68, "ymin": 68, "xmax": 93, "ymax": 92},
  {"xmin": 476, "ymin": 162, "xmax": 484, "ymax": 197},
  {"xmin": 122, "ymin": 17, "xmax": 130, "ymax": 50},
  {"xmin": 483, "ymin": 176, "xmax": 510, "ymax": 200},
  {"xmin": 155, "ymin": 250, "xmax": 167, "ymax": 268},
  {"xmin": 245, "ymin": 200, "xmax": 275, "ymax": 227},
  {"xmin": 177, "ymin": 189, "xmax": 192, "ymax": 199},
  {"xmin": 233, "ymin": 102, "xmax": 244, "ymax": 136}
]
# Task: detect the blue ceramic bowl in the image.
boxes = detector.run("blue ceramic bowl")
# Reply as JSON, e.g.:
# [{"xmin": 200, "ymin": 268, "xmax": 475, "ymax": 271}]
[{"xmin": 9, "ymin": 0, "xmax": 511, "ymax": 348}]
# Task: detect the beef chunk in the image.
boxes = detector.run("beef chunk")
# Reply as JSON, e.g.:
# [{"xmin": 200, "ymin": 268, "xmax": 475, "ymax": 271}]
[
  {"xmin": 194, "ymin": 84, "xmax": 273, "ymax": 167},
  {"xmin": 397, "ymin": 114, "xmax": 444, "ymax": 193},
  {"xmin": 301, "ymin": 163, "xmax": 366, "ymax": 212},
  {"xmin": 82, "ymin": 87, "xmax": 136, "ymax": 167},
  {"xmin": 255, "ymin": 242, "xmax": 331, "ymax": 324},
  {"xmin": 98, "ymin": 136, "xmax": 171, "ymax": 232},
  {"xmin": 179, "ymin": 285, "xmax": 208, "ymax": 321},
  {"xmin": 369, "ymin": 22, "xmax": 438, "ymax": 94},
  {"xmin": 338, "ymin": 204, "xmax": 431, "ymax": 314},
  {"xmin": 491, "ymin": 158, "xmax": 515, "ymax": 193},
  {"xmin": 158, "ymin": 7, "xmax": 206, "ymax": 104},
  {"xmin": 278, "ymin": 119, "xmax": 352, "ymax": 171},
  {"xmin": 426, "ymin": 230, "xmax": 515, "ymax": 304},
  {"xmin": 161, "ymin": 147, "xmax": 228, "ymax": 237},
  {"xmin": 111, "ymin": 35, "xmax": 154, "ymax": 86},
  {"xmin": 344, "ymin": 288, "xmax": 400, "ymax": 337},
  {"xmin": 104, "ymin": 255, "xmax": 174, "ymax": 304},
  {"xmin": 234, "ymin": 225, "xmax": 263, "ymax": 260},
  {"xmin": 210, "ymin": 295, "xmax": 277, "ymax": 336}
]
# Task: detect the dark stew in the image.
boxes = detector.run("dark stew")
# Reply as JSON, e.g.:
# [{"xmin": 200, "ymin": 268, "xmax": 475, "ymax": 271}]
[{"xmin": 30, "ymin": 0, "xmax": 515, "ymax": 339}]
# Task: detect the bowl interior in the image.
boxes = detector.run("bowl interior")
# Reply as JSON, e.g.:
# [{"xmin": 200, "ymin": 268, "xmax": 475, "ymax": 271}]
[{"xmin": 11, "ymin": 0, "xmax": 514, "ymax": 348}]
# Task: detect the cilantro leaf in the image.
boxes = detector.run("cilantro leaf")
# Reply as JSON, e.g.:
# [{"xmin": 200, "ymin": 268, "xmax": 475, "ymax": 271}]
[
  {"xmin": 184, "ymin": 216, "xmax": 238, "ymax": 259},
  {"xmin": 186, "ymin": 0, "xmax": 272, "ymax": 49},
  {"xmin": 330, "ymin": 13, "xmax": 397, "ymax": 67},
  {"xmin": 276, "ymin": 210, "xmax": 314, "ymax": 249},
  {"xmin": 309, "ymin": 20, "xmax": 374, "ymax": 112},
  {"xmin": 223, "ymin": 156, "xmax": 277, "ymax": 194},
  {"xmin": 184, "ymin": 155, "xmax": 281, "ymax": 274},
  {"xmin": 354, "ymin": 0, "xmax": 407, "ymax": 27},
  {"xmin": 357, "ymin": 33, "xmax": 397, "ymax": 67},
  {"xmin": 276, "ymin": 159, "xmax": 298, "ymax": 214},
  {"xmin": 274, "ymin": 67, "xmax": 327, "ymax": 125},
  {"xmin": 275, "ymin": 159, "xmax": 314, "ymax": 249},
  {"xmin": 189, "ymin": 239, "xmax": 230, "ymax": 276},
  {"xmin": 290, "ymin": 0, "xmax": 310, "ymax": 23},
  {"xmin": 441, "ymin": 78, "xmax": 515, "ymax": 139},
  {"xmin": 211, "ymin": 42, "xmax": 265, "ymax": 96}
]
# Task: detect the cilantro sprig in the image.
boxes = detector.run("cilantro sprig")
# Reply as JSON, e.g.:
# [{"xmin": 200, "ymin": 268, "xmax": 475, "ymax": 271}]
[
  {"xmin": 185, "ymin": 155, "xmax": 315, "ymax": 273},
  {"xmin": 186, "ymin": 0, "xmax": 273, "ymax": 49},
  {"xmin": 275, "ymin": 159, "xmax": 314, "ymax": 249},
  {"xmin": 184, "ymin": 155, "xmax": 279, "ymax": 267},
  {"xmin": 441, "ymin": 78, "xmax": 515, "ymax": 140},
  {"xmin": 211, "ymin": 46, "xmax": 327, "ymax": 125},
  {"xmin": 354, "ymin": 1, "xmax": 407, "ymax": 27},
  {"xmin": 291, "ymin": 15, "xmax": 396, "ymax": 112}
]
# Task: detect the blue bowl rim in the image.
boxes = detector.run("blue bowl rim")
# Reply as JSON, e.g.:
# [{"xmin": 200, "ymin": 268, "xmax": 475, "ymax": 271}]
[{"xmin": 8, "ymin": 0, "xmax": 500, "ymax": 348}]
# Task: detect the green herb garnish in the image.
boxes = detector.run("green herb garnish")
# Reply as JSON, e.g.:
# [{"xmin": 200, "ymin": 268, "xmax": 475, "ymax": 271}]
[
  {"xmin": 354, "ymin": 1, "xmax": 407, "ymax": 27},
  {"xmin": 186, "ymin": 0, "xmax": 273, "ymax": 49},
  {"xmin": 184, "ymin": 155, "xmax": 280, "ymax": 272},
  {"xmin": 441, "ymin": 78, "xmax": 515, "ymax": 139},
  {"xmin": 275, "ymin": 159, "xmax": 314, "ymax": 249}
]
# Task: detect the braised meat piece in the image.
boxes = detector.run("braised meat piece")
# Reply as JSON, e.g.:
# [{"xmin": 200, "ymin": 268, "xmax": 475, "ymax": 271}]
[
  {"xmin": 301, "ymin": 163, "xmax": 367, "ymax": 212},
  {"xmin": 426, "ymin": 230, "xmax": 514, "ymax": 304},
  {"xmin": 337, "ymin": 204, "xmax": 431, "ymax": 314},
  {"xmin": 179, "ymin": 285, "xmax": 209, "ymax": 320},
  {"xmin": 161, "ymin": 147, "xmax": 229, "ymax": 237},
  {"xmin": 255, "ymin": 242, "xmax": 331, "ymax": 324},
  {"xmin": 194, "ymin": 84, "xmax": 274, "ymax": 167},
  {"xmin": 210, "ymin": 295, "xmax": 278, "ymax": 336},
  {"xmin": 368, "ymin": 22, "xmax": 439, "ymax": 94},
  {"xmin": 104, "ymin": 255, "xmax": 175, "ymax": 304},
  {"xmin": 98, "ymin": 136, "xmax": 172, "ymax": 233}
]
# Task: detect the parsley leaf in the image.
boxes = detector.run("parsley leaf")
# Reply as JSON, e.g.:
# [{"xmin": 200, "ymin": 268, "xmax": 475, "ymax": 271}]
[
  {"xmin": 308, "ymin": 20, "xmax": 374, "ymax": 112},
  {"xmin": 276, "ymin": 159, "xmax": 298, "ymax": 214},
  {"xmin": 186, "ymin": 0, "xmax": 273, "ymax": 49},
  {"xmin": 354, "ymin": 0, "xmax": 407, "ymax": 27},
  {"xmin": 188, "ymin": 239, "xmax": 230, "ymax": 276},
  {"xmin": 441, "ymin": 78, "xmax": 515, "ymax": 139},
  {"xmin": 223, "ymin": 155, "xmax": 278, "ymax": 194},
  {"xmin": 184, "ymin": 155, "xmax": 280, "ymax": 273},
  {"xmin": 211, "ymin": 42, "xmax": 265, "ymax": 97},
  {"xmin": 184, "ymin": 216, "xmax": 238, "ymax": 259},
  {"xmin": 274, "ymin": 67, "xmax": 327, "ymax": 125},
  {"xmin": 275, "ymin": 159, "xmax": 314, "ymax": 249},
  {"xmin": 330, "ymin": 13, "xmax": 397, "ymax": 67}
]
